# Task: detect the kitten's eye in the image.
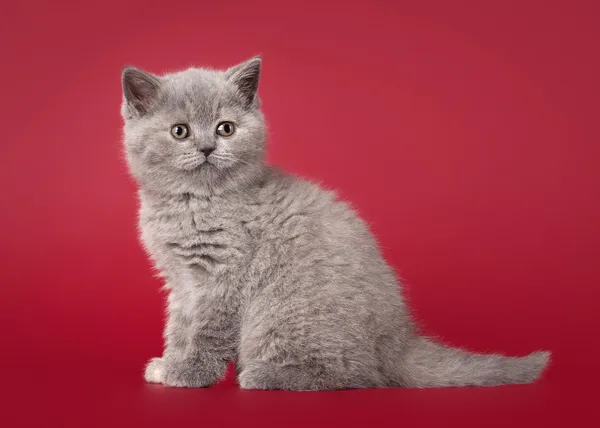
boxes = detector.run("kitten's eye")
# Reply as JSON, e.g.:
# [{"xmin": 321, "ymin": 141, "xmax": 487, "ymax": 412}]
[
  {"xmin": 170, "ymin": 124, "xmax": 189, "ymax": 139},
  {"xmin": 216, "ymin": 121, "xmax": 235, "ymax": 137}
]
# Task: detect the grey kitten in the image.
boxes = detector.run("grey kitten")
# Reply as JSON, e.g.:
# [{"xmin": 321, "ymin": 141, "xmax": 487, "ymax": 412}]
[{"xmin": 121, "ymin": 57, "xmax": 550, "ymax": 390}]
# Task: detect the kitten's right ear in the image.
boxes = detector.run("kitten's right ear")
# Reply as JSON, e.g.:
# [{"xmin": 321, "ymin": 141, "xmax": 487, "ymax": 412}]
[{"xmin": 121, "ymin": 67, "xmax": 161, "ymax": 117}]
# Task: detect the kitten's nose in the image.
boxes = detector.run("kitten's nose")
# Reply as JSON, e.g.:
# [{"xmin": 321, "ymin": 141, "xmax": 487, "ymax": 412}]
[{"xmin": 201, "ymin": 148, "xmax": 214, "ymax": 158}]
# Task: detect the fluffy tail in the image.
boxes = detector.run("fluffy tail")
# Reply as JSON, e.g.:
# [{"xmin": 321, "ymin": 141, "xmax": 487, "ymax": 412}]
[{"xmin": 400, "ymin": 336, "xmax": 550, "ymax": 387}]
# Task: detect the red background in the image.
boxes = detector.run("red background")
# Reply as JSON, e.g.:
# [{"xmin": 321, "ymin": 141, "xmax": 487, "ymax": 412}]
[{"xmin": 1, "ymin": 0, "xmax": 599, "ymax": 426}]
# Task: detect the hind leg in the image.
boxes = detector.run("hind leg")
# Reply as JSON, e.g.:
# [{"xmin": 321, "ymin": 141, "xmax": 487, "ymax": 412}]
[
  {"xmin": 239, "ymin": 352, "xmax": 388, "ymax": 390},
  {"xmin": 238, "ymin": 283, "xmax": 386, "ymax": 391},
  {"xmin": 238, "ymin": 344, "xmax": 383, "ymax": 391},
  {"xmin": 239, "ymin": 359, "xmax": 350, "ymax": 391}
]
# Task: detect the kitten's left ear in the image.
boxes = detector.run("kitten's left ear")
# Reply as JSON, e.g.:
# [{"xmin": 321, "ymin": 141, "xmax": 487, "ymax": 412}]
[
  {"xmin": 122, "ymin": 67, "xmax": 161, "ymax": 117},
  {"xmin": 225, "ymin": 56, "xmax": 262, "ymax": 107}
]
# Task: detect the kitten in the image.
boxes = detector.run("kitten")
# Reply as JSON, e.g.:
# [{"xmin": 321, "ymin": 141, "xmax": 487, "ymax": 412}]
[{"xmin": 121, "ymin": 57, "xmax": 550, "ymax": 390}]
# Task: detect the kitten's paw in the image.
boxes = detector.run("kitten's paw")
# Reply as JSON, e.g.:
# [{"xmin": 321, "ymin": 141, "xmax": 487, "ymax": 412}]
[
  {"xmin": 238, "ymin": 371, "xmax": 261, "ymax": 390},
  {"xmin": 238, "ymin": 360, "xmax": 274, "ymax": 390},
  {"xmin": 144, "ymin": 357, "xmax": 165, "ymax": 384},
  {"xmin": 163, "ymin": 361, "xmax": 222, "ymax": 388}
]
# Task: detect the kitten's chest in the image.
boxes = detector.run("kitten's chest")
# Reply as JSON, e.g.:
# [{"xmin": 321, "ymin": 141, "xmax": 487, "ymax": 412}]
[{"xmin": 142, "ymin": 194, "xmax": 256, "ymax": 278}]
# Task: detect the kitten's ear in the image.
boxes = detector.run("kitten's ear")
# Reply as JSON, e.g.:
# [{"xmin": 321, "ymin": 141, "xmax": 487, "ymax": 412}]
[
  {"xmin": 121, "ymin": 67, "xmax": 161, "ymax": 117},
  {"xmin": 225, "ymin": 56, "xmax": 262, "ymax": 107}
]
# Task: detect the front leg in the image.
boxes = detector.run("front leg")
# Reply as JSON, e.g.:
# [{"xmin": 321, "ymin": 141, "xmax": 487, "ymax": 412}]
[
  {"xmin": 162, "ymin": 352, "xmax": 228, "ymax": 388},
  {"xmin": 145, "ymin": 284, "xmax": 238, "ymax": 388}
]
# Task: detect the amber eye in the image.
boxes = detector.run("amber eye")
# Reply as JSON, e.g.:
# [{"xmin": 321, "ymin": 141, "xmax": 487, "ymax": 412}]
[
  {"xmin": 216, "ymin": 121, "xmax": 235, "ymax": 137},
  {"xmin": 170, "ymin": 124, "xmax": 189, "ymax": 139}
]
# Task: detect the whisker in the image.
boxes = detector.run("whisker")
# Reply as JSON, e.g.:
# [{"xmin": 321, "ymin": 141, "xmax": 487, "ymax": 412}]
[{"xmin": 212, "ymin": 154, "xmax": 251, "ymax": 166}]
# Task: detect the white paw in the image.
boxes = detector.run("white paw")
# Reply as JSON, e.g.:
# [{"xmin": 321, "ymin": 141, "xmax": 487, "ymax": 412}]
[{"xmin": 144, "ymin": 357, "xmax": 165, "ymax": 384}]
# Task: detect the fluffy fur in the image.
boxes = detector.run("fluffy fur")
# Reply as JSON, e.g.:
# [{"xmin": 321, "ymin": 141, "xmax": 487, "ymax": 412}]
[{"xmin": 120, "ymin": 57, "xmax": 550, "ymax": 390}]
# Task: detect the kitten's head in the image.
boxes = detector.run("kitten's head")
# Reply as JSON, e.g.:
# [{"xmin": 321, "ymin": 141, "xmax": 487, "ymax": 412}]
[{"xmin": 121, "ymin": 57, "xmax": 266, "ymax": 196}]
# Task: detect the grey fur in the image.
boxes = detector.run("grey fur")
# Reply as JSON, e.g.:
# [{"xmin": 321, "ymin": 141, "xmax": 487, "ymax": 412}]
[{"xmin": 121, "ymin": 57, "xmax": 550, "ymax": 390}]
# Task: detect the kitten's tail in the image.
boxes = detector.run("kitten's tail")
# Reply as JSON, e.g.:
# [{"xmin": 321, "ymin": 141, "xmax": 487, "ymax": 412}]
[{"xmin": 399, "ymin": 336, "xmax": 550, "ymax": 387}]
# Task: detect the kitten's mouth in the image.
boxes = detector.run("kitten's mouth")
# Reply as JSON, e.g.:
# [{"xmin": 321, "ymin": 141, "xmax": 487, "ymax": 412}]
[
  {"xmin": 197, "ymin": 159, "xmax": 218, "ymax": 170},
  {"xmin": 181, "ymin": 160, "xmax": 215, "ymax": 172}
]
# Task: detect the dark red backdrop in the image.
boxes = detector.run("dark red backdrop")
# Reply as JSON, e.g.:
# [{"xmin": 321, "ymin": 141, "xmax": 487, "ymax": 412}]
[{"xmin": 1, "ymin": 0, "xmax": 598, "ymax": 426}]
